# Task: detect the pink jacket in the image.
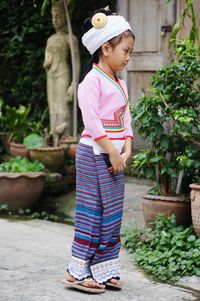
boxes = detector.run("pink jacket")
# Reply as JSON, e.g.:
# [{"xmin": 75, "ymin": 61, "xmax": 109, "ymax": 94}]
[{"xmin": 78, "ymin": 64, "xmax": 133, "ymax": 141}]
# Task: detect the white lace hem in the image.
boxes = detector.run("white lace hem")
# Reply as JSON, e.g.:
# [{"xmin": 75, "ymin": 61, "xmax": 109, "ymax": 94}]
[
  {"xmin": 66, "ymin": 256, "xmax": 91, "ymax": 280},
  {"xmin": 90, "ymin": 258, "xmax": 120, "ymax": 283}
]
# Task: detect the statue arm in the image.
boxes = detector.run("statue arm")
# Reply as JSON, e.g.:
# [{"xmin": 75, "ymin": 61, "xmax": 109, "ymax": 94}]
[
  {"xmin": 43, "ymin": 42, "xmax": 53, "ymax": 70},
  {"xmin": 65, "ymin": 34, "xmax": 80, "ymax": 103}
]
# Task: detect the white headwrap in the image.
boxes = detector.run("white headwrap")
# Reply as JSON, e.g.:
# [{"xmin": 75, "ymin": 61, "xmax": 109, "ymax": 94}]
[{"xmin": 82, "ymin": 14, "xmax": 132, "ymax": 55}]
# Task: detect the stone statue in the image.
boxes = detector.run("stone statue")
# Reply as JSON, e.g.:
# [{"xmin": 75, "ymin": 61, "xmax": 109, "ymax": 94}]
[{"xmin": 43, "ymin": 0, "xmax": 80, "ymax": 144}]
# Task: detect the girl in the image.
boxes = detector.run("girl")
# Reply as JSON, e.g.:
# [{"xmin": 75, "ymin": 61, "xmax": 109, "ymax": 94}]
[{"xmin": 63, "ymin": 8, "xmax": 135, "ymax": 294}]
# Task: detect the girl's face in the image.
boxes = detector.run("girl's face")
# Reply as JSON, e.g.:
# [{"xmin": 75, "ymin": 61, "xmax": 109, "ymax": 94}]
[{"xmin": 106, "ymin": 36, "xmax": 135, "ymax": 73}]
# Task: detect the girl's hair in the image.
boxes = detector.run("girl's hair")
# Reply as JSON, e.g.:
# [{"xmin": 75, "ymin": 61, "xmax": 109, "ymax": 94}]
[{"xmin": 80, "ymin": 8, "xmax": 135, "ymax": 81}]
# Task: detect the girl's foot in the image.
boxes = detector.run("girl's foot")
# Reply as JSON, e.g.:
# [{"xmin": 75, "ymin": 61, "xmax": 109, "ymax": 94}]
[
  {"xmin": 106, "ymin": 278, "xmax": 122, "ymax": 290},
  {"xmin": 62, "ymin": 273, "xmax": 106, "ymax": 293}
]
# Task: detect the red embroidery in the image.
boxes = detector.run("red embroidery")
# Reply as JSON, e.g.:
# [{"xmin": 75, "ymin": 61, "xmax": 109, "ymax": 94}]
[{"xmin": 101, "ymin": 105, "xmax": 126, "ymax": 131}]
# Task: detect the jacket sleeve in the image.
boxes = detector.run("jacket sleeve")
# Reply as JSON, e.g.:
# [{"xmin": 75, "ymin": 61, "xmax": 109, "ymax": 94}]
[
  {"xmin": 121, "ymin": 81, "xmax": 134, "ymax": 139},
  {"xmin": 78, "ymin": 75, "xmax": 107, "ymax": 141},
  {"xmin": 124, "ymin": 104, "xmax": 134, "ymax": 139}
]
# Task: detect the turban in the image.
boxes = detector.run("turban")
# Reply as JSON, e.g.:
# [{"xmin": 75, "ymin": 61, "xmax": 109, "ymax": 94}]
[{"xmin": 82, "ymin": 14, "xmax": 132, "ymax": 55}]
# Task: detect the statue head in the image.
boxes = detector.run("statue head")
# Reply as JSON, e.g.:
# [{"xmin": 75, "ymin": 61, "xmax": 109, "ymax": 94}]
[{"xmin": 51, "ymin": 1, "xmax": 67, "ymax": 31}]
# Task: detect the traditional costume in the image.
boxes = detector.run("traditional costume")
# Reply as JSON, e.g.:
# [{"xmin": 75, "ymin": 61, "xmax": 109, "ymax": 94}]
[{"xmin": 66, "ymin": 11, "xmax": 133, "ymax": 285}]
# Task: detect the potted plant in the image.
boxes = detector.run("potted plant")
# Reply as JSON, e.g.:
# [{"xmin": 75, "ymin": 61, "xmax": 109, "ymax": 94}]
[
  {"xmin": 60, "ymin": 135, "xmax": 78, "ymax": 157},
  {"xmin": 172, "ymin": 78, "xmax": 200, "ymax": 236},
  {"xmin": 188, "ymin": 142, "xmax": 200, "ymax": 237},
  {"xmin": 27, "ymin": 130, "xmax": 65, "ymax": 172},
  {"xmin": 0, "ymin": 156, "xmax": 46, "ymax": 213},
  {"xmin": 6, "ymin": 104, "xmax": 32, "ymax": 157},
  {"xmin": 132, "ymin": 40, "xmax": 200, "ymax": 227},
  {"xmin": 2, "ymin": 102, "xmax": 47, "ymax": 158},
  {"xmin": 190, "ymin": 181, "xmax": 200, "ymax": 237}
]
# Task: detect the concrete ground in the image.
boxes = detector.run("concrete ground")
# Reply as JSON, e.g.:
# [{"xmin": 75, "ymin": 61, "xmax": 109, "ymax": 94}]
[{"xmin": 0, "ymin": 177, "xmax": 199, "ymax": 301}]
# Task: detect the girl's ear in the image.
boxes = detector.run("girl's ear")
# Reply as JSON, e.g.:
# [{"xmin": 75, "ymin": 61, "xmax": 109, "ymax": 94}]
[{"xmin": 101, "ymin": 42, "xmax": 111, "ymax": 56}]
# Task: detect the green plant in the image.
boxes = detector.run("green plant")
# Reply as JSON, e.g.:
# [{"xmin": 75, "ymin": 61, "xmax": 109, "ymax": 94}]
[
  {"xmin": 5, "ymin": 104, "xmax": 33, "ymax": 142},
  {"xmin": 0, "ymin": 99, "xmax": 6, "ymax": 133},
  {"xmin": 1, "ymin": 102, "xmax": 47, "ymax": 144},
  {"xmin": 167, "ymin": 0, "xmax": 199, "ymax": 46},
  {"xmin": 132, "ymin": 40, "xmax": 200, "ymax": 195},
  {"xmin": 0, "ymin": 203, "xmax": 74, "ymax": 225},
  {"xmin": 122, "ymin": 215, "xmax": 200, "ymax": 283},
  {"xmin": 23, "ymin": 133, "xmax": 44, "ymax": 149},
  {"xmin": 0, "ymin": 156, "xmax": 45, "ymax": 172},
  {"xmin": 0, "ymin": 0, "xmax": 52, "ymax": 119}
]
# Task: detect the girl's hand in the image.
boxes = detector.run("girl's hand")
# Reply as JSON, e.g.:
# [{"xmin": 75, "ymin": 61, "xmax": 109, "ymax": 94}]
[
  {"xmin": 108, "ymin": 151, "xmax": 131, "ymax": 173},
  {"xmin": 121, "ymin": 151, "xmax": 131, "ymax": 166},
  {"xmin": 108, "ymin": 149, "xmax": 126, "ymax": 174}
]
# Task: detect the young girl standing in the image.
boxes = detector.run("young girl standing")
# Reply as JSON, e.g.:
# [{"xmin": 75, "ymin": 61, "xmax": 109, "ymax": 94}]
[{"xmin": 64, "ymin": 8, "xmax": 135, "ymax": 294}]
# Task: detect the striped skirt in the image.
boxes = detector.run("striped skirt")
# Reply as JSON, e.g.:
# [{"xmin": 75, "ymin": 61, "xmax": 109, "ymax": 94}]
[{"xmin": 67, "ymin": 143, "xmax": 125, "ymax": 284}]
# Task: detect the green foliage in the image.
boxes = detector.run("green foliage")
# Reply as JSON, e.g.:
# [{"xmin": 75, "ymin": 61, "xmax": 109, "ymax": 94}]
[
  {"xmin": 0, "ymin": 203, "xmax": 74, "ymax": 224},
  {"xmin": 167, "ymin": 0, "xmax": 200, "ymax": 46},
  {"xmin": 132, "ymin": 41, "xmax": 200, "ymax": 195},
  {"xmin": 0, "ymin": 99, "xmax": 47, "ymax": 142},
  {"xmin": 122, "ymin": 215, "xmax": 200, "ymax": 283},
  {"xmin": 0, "ymin": 156, "xmax": 45, "ymax": 172},
  {"xmin": 23, "ymin": 133, "xmax": 44, "ymax": 149},
  {"xmin": 40, "ymin": 0, "xmax": 76, "ymax": 16},
  {"xmin": 0, "ymin": 98, "xmax": 6, "ymax": 132},
  {"xmin": 0, "ymin": 0, "xmax": 52, "ymax": 119},
  {"xmin": 5, "ymin": 104, "xmax": 32, "ymax": 142}
]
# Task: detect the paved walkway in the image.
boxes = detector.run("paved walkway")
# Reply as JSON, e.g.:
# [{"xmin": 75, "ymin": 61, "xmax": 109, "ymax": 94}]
[{"xmin": 0, "ymin": 178, "xmax": 199, "ymax": 301}]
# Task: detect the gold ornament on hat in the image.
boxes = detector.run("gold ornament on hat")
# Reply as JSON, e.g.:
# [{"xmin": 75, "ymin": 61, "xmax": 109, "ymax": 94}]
[{"xmin": 91, "ymin": 13, "xmax": 107, "ymax": 29}]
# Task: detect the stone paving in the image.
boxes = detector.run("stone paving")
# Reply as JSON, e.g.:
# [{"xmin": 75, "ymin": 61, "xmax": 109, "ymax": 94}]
[{"xmin": 0, "ymin": 177, "xmax": 199, "ymax": 301}]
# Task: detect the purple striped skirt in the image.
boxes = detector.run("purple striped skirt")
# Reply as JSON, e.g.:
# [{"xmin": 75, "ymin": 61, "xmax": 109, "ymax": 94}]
[{"xmin": 67, "ymin": 143, "xmax": 125, "ymax": 283}]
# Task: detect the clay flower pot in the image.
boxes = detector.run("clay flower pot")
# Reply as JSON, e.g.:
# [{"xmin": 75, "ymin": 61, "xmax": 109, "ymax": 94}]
[
  {"xmin": 9, "ymin": 142, "xmax": 29, "ymax": 158},
  {"xmin": 142, "ymin": 194, "xmax": 191, "ymax": 227},
  {"xmin": 67, "ymin": 143, "xmax": 77, "ymax": 157},
  {"xmin": 60, "ymin": 136, "xmax": 78, "ymax": 157},
  {"xmin": 190, "ymin": 183, "xmax": 200, "ymax": 237},
  {"xmin": 0, "ymin": 172, "xmax": 45, "ymax": 213},
  {"xmin": 29, "ymin": 145, "xmax": 65, "ymax": 172}
]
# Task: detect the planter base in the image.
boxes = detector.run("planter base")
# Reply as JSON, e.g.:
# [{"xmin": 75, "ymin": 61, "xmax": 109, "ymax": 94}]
[
  {"xmin": 60, "ymin": 136, "xmax": 78, "ymax": 157},
  {"xmin": 0, "ymin": 172, "xmax": 45, "ymax": 213},
  {"xmin": 143, "ymin": 194, "xmax": 191, "ymax": 227},
  {"xmin": 30, "ymin": 146, "xmax": 64, "ymax": 172},
  {"xmin": 190, "ymin": 184, "xmax": 200, "ymax": 237},
  {"xmin": 9, "ymin": 142, "xmax": 29, "ymax": 158}
]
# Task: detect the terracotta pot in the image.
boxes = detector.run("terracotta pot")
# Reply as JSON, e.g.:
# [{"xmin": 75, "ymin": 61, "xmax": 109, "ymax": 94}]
[
  {"xmin": 60, "ymin": 136, "xmax": 78, "ymax": 145},
  {"xmin": 143, "ymin": 194, "xmax": 191, "ymax": 227},
  {"xmin": 60, "ymin": 136, "xmax": 78, "ymax": 157},
  {"xmin": 190, "ymin": 183, "xmax": 200, "ymax": 237},
  {"xmin": 67, "ymin": 144, "xmax": 77, "ymax": 157},
  {"xmin": 29, "ymin": 146, "xmax": 65, "ymax": 172},
  {"xmin": 9, "ymin": 142, "xmax": 29, "ymax": 158},
  {"xmin": 0, "ymin": 172, "xmax": 45, "ymax": 213}
]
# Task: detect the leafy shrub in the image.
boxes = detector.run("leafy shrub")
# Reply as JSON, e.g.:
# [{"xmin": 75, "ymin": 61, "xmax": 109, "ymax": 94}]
[
  {"xmin": 132, "ymin": 41, "xmax": 200, "ymax": 195},
  {"xmin": 0, "ymin": 0, "xmax": 52, "ymax": 117},
  {"xmin": 0, "ymin": 156, "xmax": 45, "ymax": 172},
  {"xmin": 122, "ymin": 215, "xmax": 200, "ymax": 283}
]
